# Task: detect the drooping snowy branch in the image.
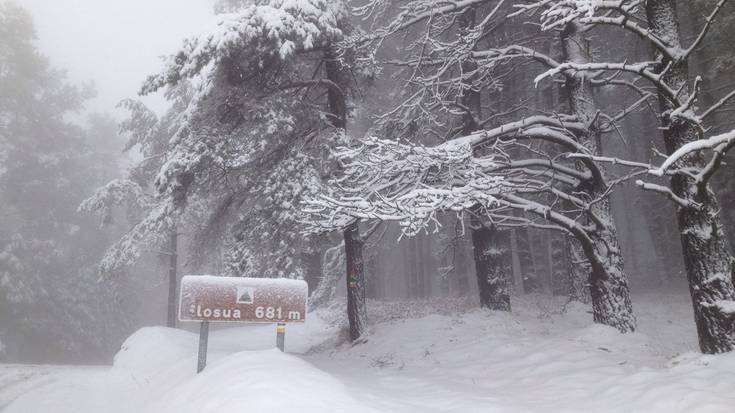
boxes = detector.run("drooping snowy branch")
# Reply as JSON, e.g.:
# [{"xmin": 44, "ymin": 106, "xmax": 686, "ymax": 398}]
[
  {"xmin": 649, "ymin": 129, "xmax": 735, "ymax": 185},
  {"xmin": 303, "ymin": 115, "xmax": 605, "ymax": 238},
  {"xmin": 78, "ymin": 179, "xmax": 153, "ymax": 225},
  {"xmin": 141, "ymin": 0, "xmax": 344, "ymax": 95},
  {"xmin": 97, "ymin": 200, "xmax": 177, "ymax": 274}
]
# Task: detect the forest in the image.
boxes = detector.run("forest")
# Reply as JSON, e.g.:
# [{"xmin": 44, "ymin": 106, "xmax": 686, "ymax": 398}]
[{"xmin": 2, "ymin": 0, "xmax": 735, "ymax": 412}]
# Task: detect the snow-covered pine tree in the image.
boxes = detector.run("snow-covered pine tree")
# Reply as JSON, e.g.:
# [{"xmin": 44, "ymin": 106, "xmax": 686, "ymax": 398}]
[
  {"xmin": 79, "ymin": 81, "xmax": 195, "ymax": 269},
  {"xmin": 122, "ymin": 0, "xmax": 370, "ymax": 340}
]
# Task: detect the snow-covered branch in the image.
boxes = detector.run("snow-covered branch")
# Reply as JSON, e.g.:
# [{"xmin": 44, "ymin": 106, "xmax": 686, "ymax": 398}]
[
  {"xmin": 141, "ymin": 0, "xmax": 344, "ymax": 95},
  {"xmin": 635, "ymin": 180, "xmax": 698, "ymax": 209},
  {"xmin": 303, "ymin": 115, "xmax": 606, "ymax": 238},
  {"xmin": 534, "ymin": 61, "xmax": 677, "ymax": 102},
  {"xmin": 648, "ymin": 129, "xmax": 735, "ymax": 184},
  {"xmin": 79, "ymin": 179, "xmax": 153, "ymax": 225}
]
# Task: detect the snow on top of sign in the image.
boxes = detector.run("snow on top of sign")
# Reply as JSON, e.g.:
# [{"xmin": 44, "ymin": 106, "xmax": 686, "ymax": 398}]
[{"xmin": 181, "ymin": 275, "xmax": 307, "ymax": 290}]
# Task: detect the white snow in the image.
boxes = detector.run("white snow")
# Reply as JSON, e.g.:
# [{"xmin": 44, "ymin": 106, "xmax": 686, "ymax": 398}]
[
  {"xmin": 649, "ymin": 129, "xmax": 735, "ymax": 177},
  {"xmin": 181, "ymin": 274, "xmax": 307, "ymax": 290},
  {"xmin": 3, "ymin": 293, "xmax": 735, "ymax": 413},
  {"xmin": 714, "ymin": 300, "xmax": 735, "ymax": 315}
]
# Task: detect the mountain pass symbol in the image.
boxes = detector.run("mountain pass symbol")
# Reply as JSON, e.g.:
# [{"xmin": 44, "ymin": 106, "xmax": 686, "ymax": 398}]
[{"xmin": 236, "ymin": 287, "xmax": 255, "ymax": 304}]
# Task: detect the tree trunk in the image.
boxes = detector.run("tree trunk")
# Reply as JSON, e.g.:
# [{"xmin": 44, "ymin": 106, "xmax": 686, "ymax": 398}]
[
  {"xmin": 538, "ymin": 230, "xmax": 552, "ymax": 295},
  {"xmin": 516, "ymin": 224, "xmax": 536, "ymax": 293},
  {"xmin": 324, "ymin": 46, "xmax": 368, "ymax": 342},
  {"xmin": 421, "ymin": 232, "xmax": 433, "ymax": 297},
  {"xmin": 459, "ymin": 6, "xmax": 511, "ymax": 311},
  {"xmin": 408, "ymin": 237, "xmax": 418, "ymax": 298},
  {"xmin": 561, "ymin": 22, "xmax": 636, "ymax": 332},
  {"xmin": 645, "ymin": 0, "xmax": 735, "ymax": 353},
  {"xmin": 453, "ymin": 219, "xmax": 470, "ymax": 296},
  {"xmin": 584, "ymin": 211, "xmax": 636, "ymax": 332},
  {"xmin": 471, "ymin": 217, "xmax": 511, "ymax": 311},
  {"xmin": 567, "ymin": 236, "xmax": 591, "ymax": 304},
  {"xmin": 344, "ymin": 223, "xmax": 366, "ymax": 341},
  {"xmin": 550, "ymin": 233, "xmax": 569, "ymax": 295},
  {"xmin": 510, "ymin": 228, "xmax": 525, "ymax": 295}
]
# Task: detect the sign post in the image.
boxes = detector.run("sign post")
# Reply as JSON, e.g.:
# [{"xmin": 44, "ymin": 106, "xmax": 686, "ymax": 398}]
[
  {"xmin": 276, "ymin": 323, "xmax": 286, "ymax": 352},
  {"xmin": 197, "ymin": 321, "xmax": 209, "ymax": 373},
  {"xmin": 179, "ymin": 276, "xmax": 308, "ymax": 372}
]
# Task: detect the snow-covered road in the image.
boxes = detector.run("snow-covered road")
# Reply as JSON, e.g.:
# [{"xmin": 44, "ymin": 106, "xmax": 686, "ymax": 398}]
[
  {"xmin": 0, "ymin": 364, "xmax": 107, "ymax": 411},
  {"xmin": 3, "ymin": 294, "xmax": 735, "ymax": 413}
]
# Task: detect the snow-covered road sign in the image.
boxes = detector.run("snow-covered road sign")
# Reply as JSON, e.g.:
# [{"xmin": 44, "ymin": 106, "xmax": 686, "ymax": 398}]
[{"xmin": 178, "ymin": 276, "xmax": 307, "ymax": 323}]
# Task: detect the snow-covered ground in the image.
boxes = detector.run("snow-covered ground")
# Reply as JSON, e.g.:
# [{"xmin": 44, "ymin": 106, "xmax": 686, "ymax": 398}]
[{"xmin": 3, "ymin": 293, "xmax": 735, "ymax": 413}]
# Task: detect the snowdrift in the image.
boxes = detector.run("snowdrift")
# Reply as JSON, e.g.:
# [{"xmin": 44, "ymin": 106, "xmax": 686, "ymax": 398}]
[{"xmin": 4, "ymin": 294, "xmax": 735, "ymax": 412}]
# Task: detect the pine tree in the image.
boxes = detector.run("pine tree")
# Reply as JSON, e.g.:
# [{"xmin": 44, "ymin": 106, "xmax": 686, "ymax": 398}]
[{"xmin": 0, "ymin": 3, "xmax": 131, "ymax": 362}]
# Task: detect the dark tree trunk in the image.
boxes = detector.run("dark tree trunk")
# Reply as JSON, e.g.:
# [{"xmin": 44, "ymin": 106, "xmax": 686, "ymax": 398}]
[
  {"xmin": 411, "ymin": 237, "xmax": 418, "ymax": 298},
  {"xmin": 459, "ymin": 6, "xmax": 512, "ymax": 311},
  {"xmin": 541, "ymin": 230, "xmax": 554, "ymax": 295},
  {"xmin": 452, "ymin": 219, "xmax": 471, "ymax": 296},
  {"xmin": 471, "ymin": 217, "xmax": 511, "ymax": 311},
  {"xmin": 550, "ymin": 233, "xmax": 569, "ymax": 296},
  {"xmin": 510, "ymin": 228, "xmax": 525, "ymax": 295},
  {"xmin": 324, "ymin": 46, "xmax": 368, "ymax": 342},
  {"xmin": 645, "ymin": 0, "xmax": 735, "ymax": 353},
  {"xmin": 567, "ymin": 236, "xmax": 591, "ymax": 304},
  {"xmin": 585, "ymin": 216, "xmax": 635, "ymax": 332},
  {"xmin": 403, "ymin": 239, "xmax": 411, "ymax": 298},
  {"xmin": 561, "ymin": 22, "xmax": 636, "ymax": 332},
  {"xmin": 343, "ymin": 223, "xmax": 366, "ymax": 341},
  {"xmin": 516, "ymin": 223, "xmax": 536, "ymax": 293}
]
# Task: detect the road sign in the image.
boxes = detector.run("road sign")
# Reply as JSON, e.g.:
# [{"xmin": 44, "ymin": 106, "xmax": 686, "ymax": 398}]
[{"xmin": 178, "ymin": 275, "xmax": 308, "ymax": 323}]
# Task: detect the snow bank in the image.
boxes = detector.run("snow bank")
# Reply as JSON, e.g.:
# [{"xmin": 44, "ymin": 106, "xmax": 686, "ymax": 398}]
[
  {"xmin": 113, "ymin": 327, "xmax": 198, "ymax": 377},
  {"xmin": 145, "ymin": 349, "xmax": 379, "ymax": 413},
  {"xmin": 4, "ymin": 293, "xmax": 735, "ymax": 413},
  {"xmin": 3, "ymin": 315, "xmax": 347, "ymax": 413},
  {"xmin": 313, "ymin": 294, "xmax": 735, "ymax": 413}
]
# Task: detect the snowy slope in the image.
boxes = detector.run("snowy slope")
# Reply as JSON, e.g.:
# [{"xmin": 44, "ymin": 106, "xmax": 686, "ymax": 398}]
[{"xmin": 3, "ymin": 293, "xmax": 735, "ymax": 413}]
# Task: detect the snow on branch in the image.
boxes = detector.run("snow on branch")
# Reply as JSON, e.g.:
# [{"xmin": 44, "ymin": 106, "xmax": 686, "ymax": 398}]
[
  {"xmin": 305, "ymin": 182, "xmax": 506, "ymax": 237},
  {"xmin": 648, "ymin": 129, "xmax": 735, "ymax": 181},
  {"xmin": 635, "ymin": 180, "xmax": 698, "ymax": 209},
  {"xmin": 95, "ymin": 200, "xmax": 176, "ymax": 275},
  {"xmin": 511, "ymin": 1, "xmax": 681, "ymax": 61},
  {"xmin": 303, "ymin": 115, "xmax": 599, "ymax": 237},
  {"xmin": 302, "ymin": 134, "xmax": 502, "ymax": 235},
  {"xmin": 533, "ymin": 61, "xmax": 676, "ymax": 99},
  {"xmin": 78, "ymin": 179, "xmax": 153, "ymax": 224},
  {"xmin": 354, "ymin": 0, "xmax": 503, "ymax": 46},
  {"xmin": 141, "ymin": 0, "xmax": 344, "ymax": 94}
]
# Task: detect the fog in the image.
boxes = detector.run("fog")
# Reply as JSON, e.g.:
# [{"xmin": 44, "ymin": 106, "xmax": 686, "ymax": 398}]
[
  {"xmin": 1, "ymin": 0, "xmax": 217, "ymax": 364},
  {"xmin": 2, "ymin": 2, "xmax": 735, "ymax": 411},
  {"xmin": 21, "ymin": 0, "xmax": 215, "ymax": 116}
]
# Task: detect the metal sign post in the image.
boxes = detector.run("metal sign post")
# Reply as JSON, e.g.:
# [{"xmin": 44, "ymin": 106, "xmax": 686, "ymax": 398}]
[
  {"xmin": 197, "ymin": 321, "xmax": 209, "ymax": 373},
  {"xmin": 276, "ymin": 323, "xmax": 286, "ymax": 351},
  {"xmin": 179, "ymin": 276, "xmax": 308, "ymax": 372}
]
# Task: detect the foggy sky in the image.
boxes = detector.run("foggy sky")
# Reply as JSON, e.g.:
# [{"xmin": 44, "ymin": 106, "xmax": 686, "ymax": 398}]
[{"xmin": 20, "ymin": 0, "xmax": 216, "ymax": 117}]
